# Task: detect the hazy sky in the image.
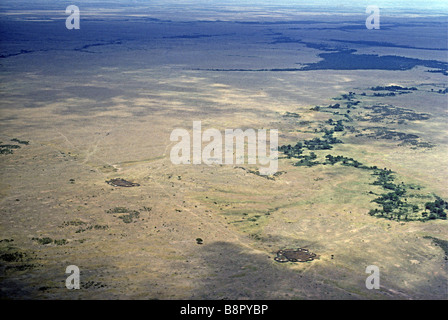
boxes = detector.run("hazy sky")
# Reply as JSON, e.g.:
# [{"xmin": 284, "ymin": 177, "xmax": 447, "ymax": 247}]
[
  {"xmin": 135, "ymin": 0, "xmax": 448, "ymax": 11},
  {"xmin": 1, "ymin": 0, "xmax": 447, "ymax": 14}
]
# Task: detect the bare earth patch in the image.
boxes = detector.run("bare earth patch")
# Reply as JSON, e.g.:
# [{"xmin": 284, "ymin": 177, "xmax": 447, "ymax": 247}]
[{"xmin": 274, "ymin": 248, "xmax": 317, "ymax": 263}]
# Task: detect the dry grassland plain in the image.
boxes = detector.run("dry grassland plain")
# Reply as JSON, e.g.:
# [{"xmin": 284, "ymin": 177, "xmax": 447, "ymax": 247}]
[{"xmin": 0, "ymin": 1, "xmax": 447, "ymax": 299}]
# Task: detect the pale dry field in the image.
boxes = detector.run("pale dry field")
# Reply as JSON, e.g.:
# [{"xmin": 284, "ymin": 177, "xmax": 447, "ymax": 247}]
[
  {"xmin": 0, "ymin": 4, "xmax": 447, "ymax": 299},
  {"xmin": 1, "ymin": 65, "xmax": 447, "ymax": 299}
]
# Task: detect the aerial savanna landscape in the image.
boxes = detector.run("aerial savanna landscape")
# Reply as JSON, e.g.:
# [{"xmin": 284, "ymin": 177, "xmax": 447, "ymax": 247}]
[{"xmin": 0, "ymin": 0, "xmax": 447, "ymax": 300}]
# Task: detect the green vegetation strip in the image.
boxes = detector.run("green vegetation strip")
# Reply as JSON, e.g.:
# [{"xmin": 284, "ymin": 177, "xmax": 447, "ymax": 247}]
[{"xmin": 279, "ymin": 90, "xmax": 447, "ymax": 221}]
